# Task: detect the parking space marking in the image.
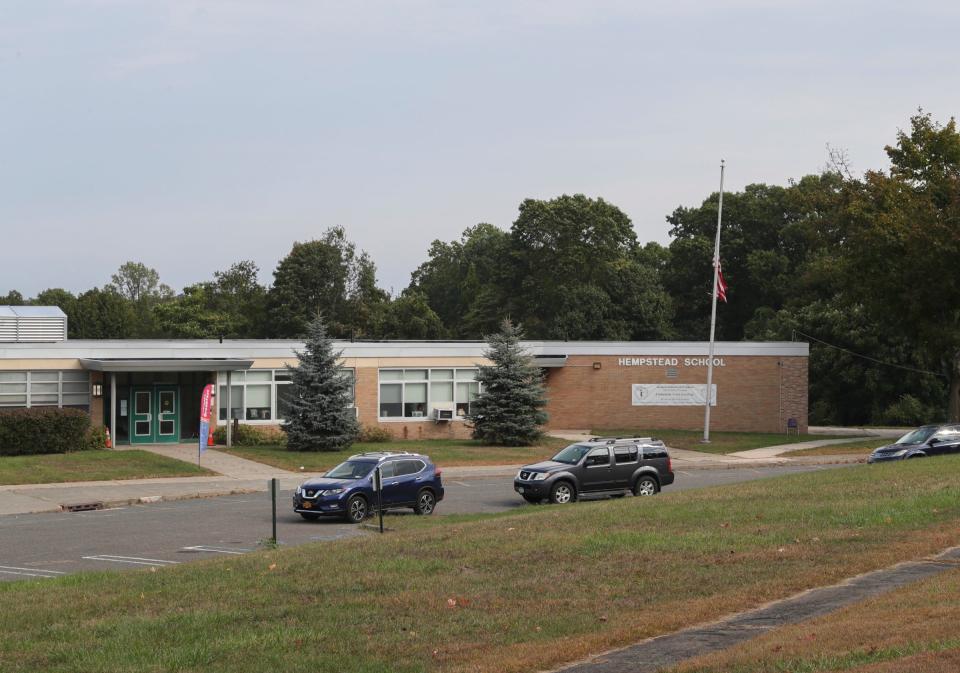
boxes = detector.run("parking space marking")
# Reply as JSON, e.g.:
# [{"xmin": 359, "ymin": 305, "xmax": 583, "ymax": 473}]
[
  {"xmin": 182, "ymin": 545, "xmax": 251, "ymax": 555},
  {"xmin": 82, "ymin": 555, "xmax": 180, "ymax": 567},
  {"xmin": 0, "ymin": 565, "xmax": 65, "ymax": 578},
  {"xmin": 451, "ymin": 481, "xmax": 471, "ymax": 487}
]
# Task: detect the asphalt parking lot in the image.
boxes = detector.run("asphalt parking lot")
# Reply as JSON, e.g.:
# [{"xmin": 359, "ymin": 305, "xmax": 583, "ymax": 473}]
[{"xmin": 0, "ymin": 464, "xmax": 844, "ymax": 581}]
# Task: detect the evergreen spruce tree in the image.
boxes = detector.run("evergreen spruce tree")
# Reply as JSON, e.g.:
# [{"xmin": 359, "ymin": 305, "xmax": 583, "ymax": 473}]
[
  {"xmin": 283, "ymin": 315, "xmax": 359, "ymax": 451},
  {"xmin": 470, "ymin": 320, "xmax": 548, "ymax": 445}
]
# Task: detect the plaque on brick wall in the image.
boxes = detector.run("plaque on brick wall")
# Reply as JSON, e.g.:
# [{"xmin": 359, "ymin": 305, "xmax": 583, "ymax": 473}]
[{"xmin": 631, "ymin": 384, "xmax": 716, "ymax": 406}]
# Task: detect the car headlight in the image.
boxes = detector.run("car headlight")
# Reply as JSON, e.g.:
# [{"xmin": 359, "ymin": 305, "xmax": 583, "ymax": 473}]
[
  {"xmin": 295, "ymin": 486, "xmax": 302, "ymax": 496},
  {"xmin": 531, "ymin": 472, "xmax": 548, "ymax": 481},
  {"xmin": 320, "ymin": 488, "xmax": 345, "ymax": 496},
  {"xmin": 890, "ymin": 449, "xmax": 909, "ymax": 457}
]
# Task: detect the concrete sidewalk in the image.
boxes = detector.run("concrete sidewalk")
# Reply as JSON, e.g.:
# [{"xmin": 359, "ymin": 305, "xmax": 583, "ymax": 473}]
[{"xmin": 728, "ymin": 436, "xmax": 881, "ymax": 459}]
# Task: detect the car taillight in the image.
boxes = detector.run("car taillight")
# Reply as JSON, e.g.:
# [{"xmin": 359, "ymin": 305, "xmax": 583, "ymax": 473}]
[
  {"xmin": 667, "ymin": 457, "xmax": 672, "ymax": 472},
  {"xmin": 435, "ymin": 469, "xmax": 443, "ymax": 478}
]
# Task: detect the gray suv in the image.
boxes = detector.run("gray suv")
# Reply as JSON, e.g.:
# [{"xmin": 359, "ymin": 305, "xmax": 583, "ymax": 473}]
[{"xmin": 514, "ymin": 437, "xmax": 674, "ymax": 504}]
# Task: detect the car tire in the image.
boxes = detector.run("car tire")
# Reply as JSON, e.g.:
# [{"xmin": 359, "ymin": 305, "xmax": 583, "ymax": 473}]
[
  {"xmin": 344, "ymin": 495, "xmax": 368, "ymax": 523},
  {"xmin": 549, "ymin": 481, "xmax": 576, "ymax": 504},
  {"xmin": 300, "ymin": 512, "xmax": 320, "ymax": 521},
  {"xmin": 633, "ymin": 475, "xmax": 659, "ymax": 496},
  {"xmin": 414, "ymin": 489, "xmax": 436, "ymax": 515}
]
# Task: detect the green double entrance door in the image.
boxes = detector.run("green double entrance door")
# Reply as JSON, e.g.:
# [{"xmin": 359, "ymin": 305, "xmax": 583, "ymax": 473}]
[{"xmin": 130, "ymin": 385, "xmax": 180, "ymax": 444}]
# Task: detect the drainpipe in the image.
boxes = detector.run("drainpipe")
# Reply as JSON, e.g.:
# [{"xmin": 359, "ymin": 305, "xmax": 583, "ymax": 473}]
[
  {"xmin": 226, "ymin": 370, "xmax": 233, "ymax": 448},
  {"xmin": 110, "ymin": 372, "xmax": 117, "ymax": 447}
]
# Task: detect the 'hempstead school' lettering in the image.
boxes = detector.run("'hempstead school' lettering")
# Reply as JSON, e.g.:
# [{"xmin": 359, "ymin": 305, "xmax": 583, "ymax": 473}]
[{"xmin": 617, "ymin": 357, "xmax": 726, "ymax": 367}]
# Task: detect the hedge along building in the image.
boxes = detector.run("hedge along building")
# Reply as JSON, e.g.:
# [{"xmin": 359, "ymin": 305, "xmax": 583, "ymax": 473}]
[{"xmin": 0, "ymin": 307, "xmax": 809, "ymax": 444}]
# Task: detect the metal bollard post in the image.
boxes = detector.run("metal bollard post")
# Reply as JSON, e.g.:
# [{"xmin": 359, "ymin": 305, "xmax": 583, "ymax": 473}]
[{"xmin": 270, "ymin": 477, "xmax": 278, "ymax": 545}]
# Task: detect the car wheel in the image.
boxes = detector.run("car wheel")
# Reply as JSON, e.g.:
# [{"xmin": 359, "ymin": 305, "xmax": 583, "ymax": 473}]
[
  {"xmin": 344, "ymin": 495, "xmax": 368, "ymax": 523},
  {"xmin": 414, "ymin": 489, "xmax": 436, "ymax": 515},
  {"xmin": 550, "ymin": 481, "xmax": 575, "ymax": 504},
  {"xmin": 633, "ymin": 475, "xmax": 659, "ymax": 496},
  {"xmin": 300, "ymin": 512, "xmax": 320, "ymax": 521}
]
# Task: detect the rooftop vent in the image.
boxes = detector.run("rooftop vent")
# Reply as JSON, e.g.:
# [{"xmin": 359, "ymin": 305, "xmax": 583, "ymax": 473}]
[{"xmin": 0, "ymin": 306, "xmax": 68, "ymax": 343}]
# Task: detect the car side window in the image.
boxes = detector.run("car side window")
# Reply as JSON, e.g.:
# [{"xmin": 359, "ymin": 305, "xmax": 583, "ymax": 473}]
[
  {"xmin": 396, "ymin": 459, "xmax": 425, "ymax": 476},
  {"xmin": 584, "ymin": 448, "xmax": 610, "ymax": 467},
  {"xmin": 614, "ymin": 445, "xmax": 639, "ymax": 464},
  {"xmin": 378, "ymin": 461, "xmax": 396, "ymax": 479}
]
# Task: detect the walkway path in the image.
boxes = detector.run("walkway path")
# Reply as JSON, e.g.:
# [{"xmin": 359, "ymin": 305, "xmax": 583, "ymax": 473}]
[
  {"xmin": 120, "ymin": 443, "xmax": 291, "ymax": 479},
  {"xmin": 728, "ymin": 436, "xmax": 879, "ymax": 459},
  {"xmin": 553, "ymin": 545, "xmax": 960, "ymax": 672}
]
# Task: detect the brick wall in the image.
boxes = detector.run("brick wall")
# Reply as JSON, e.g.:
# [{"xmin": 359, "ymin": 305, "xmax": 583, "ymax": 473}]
[{"xmin": 541, "ymin": 354, "xmax": 808, "ymax": 433}]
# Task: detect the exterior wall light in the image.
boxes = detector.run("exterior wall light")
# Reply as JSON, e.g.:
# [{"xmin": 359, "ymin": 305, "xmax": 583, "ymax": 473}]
[
  {"xmin": 91, "ymin": 383, "xmax": 103, "ymax": 397},
  {"xmin": 592, "ymin": 362, "xmax": 602, "ymax": 370}
]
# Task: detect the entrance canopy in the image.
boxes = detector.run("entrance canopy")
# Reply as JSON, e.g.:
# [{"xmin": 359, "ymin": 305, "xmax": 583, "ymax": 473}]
[{"xmin": 80, "ymin": 358, "xmax": 254, "ymax": 372}]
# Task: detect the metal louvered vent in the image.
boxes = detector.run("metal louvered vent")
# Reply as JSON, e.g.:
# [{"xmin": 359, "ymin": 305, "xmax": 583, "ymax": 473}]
[{"xmin": 0, "ymin": 306, "xmax": 68, "ymax": 342}]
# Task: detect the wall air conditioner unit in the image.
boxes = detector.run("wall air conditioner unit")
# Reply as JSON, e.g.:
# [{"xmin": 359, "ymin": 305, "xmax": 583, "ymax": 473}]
[{"xmin": 432, "ymin": 402, "xmax": 455, "ymax": 423}]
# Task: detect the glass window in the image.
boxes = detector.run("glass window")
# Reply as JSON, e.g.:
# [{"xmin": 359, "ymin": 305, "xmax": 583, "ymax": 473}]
[
  {"xmin": 0, "ymin": 383, "xmax": 27, "ymax": 394},
  {"xmin": 246, "ymin": 371, "xmax": 272, "ymax": 382},
  {"xmin": 378, "ymin": 461, "xmax": 396, "ymax": 479},
  {"xmin": 275, "ymin": 370, "xmax": 292, "ymax": 382},
  {"xmin": 404, "ymin": 383, "xmax": 427, "ymax": 417},
  {"xmin": 62, "ymin": 382, "xmax": 88, "ymax": 394},
  {"xmin": 455, "ymin": 369, "xmax": 478, "ymax": 381},
  {"xmin": 404, "ymin": 369, "xmax": 427, "ymax": 381},
  {"xmin": 379, "ymin": 383, "xmax": 402, "ymax": 418},
  {"xmin": 431, "ymin": 369, "xmax": 454, "ymax": 380},
  {"xmin": 31, "ymin": 371, "xmax": 59, "ymax": 382},
  {"xmin": 614, "ymin": 445, "xmax": 639, "ymax": 464},
  {"xmin": 379, "ymin": 370, "xmax": 403, "ymax": 381},
  {"xmin": 245, "ymin": 384, "xmax": 272, "ymax": 420},
  {"xmin": 218, "ymin": 385, "xmax": 244, "ymax": 420},
  {"xmin": 31, "ymin": 383, "xmax": 59, "ymax": 394},
  {"xmin": 0, "ymin": 372, "xmax": 27, "ymax": 383},
  {"xmin": 584, "ymin": 448, "xmax": 611, "ymax": 467},
  {"xmin": 0, "ymin": 394, "xmax": 27, "ymax": 406},
  {"xmin": 456, "ymin": 381, "xmax": 479, "ymax": 417},
  {"xmin": 61, "ymin": 371, "xmax": 89, "ymax": 382},
  {"xmin": 396, "ymin": 460, "xmax": 425, "ymax": 476}
]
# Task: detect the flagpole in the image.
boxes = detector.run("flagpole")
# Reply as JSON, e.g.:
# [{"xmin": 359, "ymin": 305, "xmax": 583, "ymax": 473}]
[{"xmin": 702, "ymin": 160, "xmax": 725, "ymax": 443}]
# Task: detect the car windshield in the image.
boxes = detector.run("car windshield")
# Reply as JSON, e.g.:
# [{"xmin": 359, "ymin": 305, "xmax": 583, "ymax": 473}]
[
  {"xmin": 325, "ymin": 460, "xmax": 375, "ymax": 480},
  {"xmin": 551, "ymin": 444, "xmax": 592, "ymax": 465},
  {"xmin": 896, "ymin": 426, "xmax": 937, "ymax": 445}
]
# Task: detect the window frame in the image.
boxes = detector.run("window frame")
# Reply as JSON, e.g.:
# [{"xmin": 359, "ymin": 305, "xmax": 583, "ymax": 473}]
[
  {"xmin": 0, "ymin": 370, "xmax": 90, "ymax": 409},
  {"xmin": 377, "ymin": 367, "xmax": 481, "ymax": 421},
  {"xmin": 217, "ymin": 368, "xmax": 355, "ymax": 425}
]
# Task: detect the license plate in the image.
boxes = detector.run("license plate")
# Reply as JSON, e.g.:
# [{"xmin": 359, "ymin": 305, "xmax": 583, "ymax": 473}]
[
  {"xmin": 517, "ymin": 487, "xmax": 525, "ymax": 493},
  {"xmin": 302, "ymin": 502, "xmax": 312, "ymax": 509}
]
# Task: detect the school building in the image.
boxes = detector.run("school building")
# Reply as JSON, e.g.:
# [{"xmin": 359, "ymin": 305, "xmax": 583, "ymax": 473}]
[{"xmin": 0, "ymin": 306, "xmax": 809, "ymax": 444}]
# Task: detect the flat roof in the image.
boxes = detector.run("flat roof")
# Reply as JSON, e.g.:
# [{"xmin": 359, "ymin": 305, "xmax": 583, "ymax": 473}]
[{"xmin": 0, "ymin": 339, "xmax": 809, "ymax": 361}]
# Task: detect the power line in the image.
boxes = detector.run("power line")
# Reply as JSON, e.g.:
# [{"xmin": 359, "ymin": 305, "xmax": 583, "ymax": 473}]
[{"xmin": 793, "ymin": 330, "xmax": 947, "ymax": 379}]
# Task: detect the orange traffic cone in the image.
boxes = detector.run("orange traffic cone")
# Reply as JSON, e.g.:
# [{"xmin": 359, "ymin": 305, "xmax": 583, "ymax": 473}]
[
  {"xmin": 105, "ymin": 426, "xmax": 112, "ymax": 449},
  {"xmin": 208, "ymin": 428, "xmax": 215, "ymax": 447}
]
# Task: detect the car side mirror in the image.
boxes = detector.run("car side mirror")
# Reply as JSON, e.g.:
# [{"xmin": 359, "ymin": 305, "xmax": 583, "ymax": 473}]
[{"xmin": 928, "ymin": 437, "xmax": 940, "ymax": 445}]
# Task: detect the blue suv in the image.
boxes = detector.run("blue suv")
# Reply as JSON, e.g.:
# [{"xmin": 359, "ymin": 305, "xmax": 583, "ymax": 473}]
[{"xmin": 293, "ymin": 452, "xmax": 445, "ymax": 523}]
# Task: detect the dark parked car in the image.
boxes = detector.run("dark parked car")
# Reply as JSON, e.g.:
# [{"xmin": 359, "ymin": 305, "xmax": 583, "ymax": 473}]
[
  {"xmin": 514, "ymin": 437, "xmax": 674, "ymax": 504},
  {"xmin": 867, "ymin": 424, "xmax": 960, "ymax": 463},
  {"xmin": 293, "ymin": 451, "xmax": 444, "ymax": 522}
]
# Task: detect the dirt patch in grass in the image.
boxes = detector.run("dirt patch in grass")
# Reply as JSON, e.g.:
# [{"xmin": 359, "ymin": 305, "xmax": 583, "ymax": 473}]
[
  {"xmin": 787, "ymin": 439, "xmax": 888, "ymax": 457},
  {"xmin": 671, "ymin": 566, "xmax": 960, "ymax": 673},
  {"xmin": 0, "ymin": 450, "xmax": 214, "ymax": 485},
  {"xmin": 1, "ymin": 459, "xmax": 959, "ymax": 673},
  {"xmin": 591, "ymin": 429, "xmax": 849, "ymax": 454},
  {"xmin": 220, "ymin": 436, "xmax": 569, "ymax": 471}
]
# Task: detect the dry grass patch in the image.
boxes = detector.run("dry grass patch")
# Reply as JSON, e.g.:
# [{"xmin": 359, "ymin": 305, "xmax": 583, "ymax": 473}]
[
  {"xmin": 1, "ymin": 459, "xmax": 960, "ymax": 673},
  {"xmin": 671, "ymin": 567, "xmax": 960, "ymax": 672}
]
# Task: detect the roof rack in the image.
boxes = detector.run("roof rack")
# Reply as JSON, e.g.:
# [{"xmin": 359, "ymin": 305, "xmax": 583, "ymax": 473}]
[
  {"xmin": 588, "ymin": 436, "xmax": 661, "ymax": 445},
  {"xmin": 348, "ymin": 451, "xmax": 413, "ymax": 460}
]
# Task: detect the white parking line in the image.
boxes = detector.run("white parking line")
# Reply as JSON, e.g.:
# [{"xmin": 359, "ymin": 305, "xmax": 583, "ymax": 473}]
[
  {"xmin": 182, "ymin": 545, "xmax": 251, "ymax": 555},
  {"xmin": 82, "ymin": 555, "xmax": 180, "ymax": 567},
  {"xmin": 451, "ymin": 481, "xmax": 471, "ymax": 487},
  {"xmin": 0, "ymin": 565, "xmax": 65, "ymax": 577}
]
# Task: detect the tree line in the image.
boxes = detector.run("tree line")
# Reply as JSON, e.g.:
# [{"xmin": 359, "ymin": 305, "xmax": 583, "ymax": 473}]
[{"xmin": 3, "ymin": 111, "xmax": 958, "ymax": 425}]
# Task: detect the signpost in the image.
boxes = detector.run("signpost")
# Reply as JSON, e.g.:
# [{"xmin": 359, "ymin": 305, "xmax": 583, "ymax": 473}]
[
  {"xmin": 198, "ymin": 383, "xmax": 214, "ymax": 466},
  {"xmin": 373, "ymin": 466, "xmax": 384, "ymax": 533}
]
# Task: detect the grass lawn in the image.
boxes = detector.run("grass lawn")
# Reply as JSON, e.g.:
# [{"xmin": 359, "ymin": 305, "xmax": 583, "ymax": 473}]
[
  {"xmin": 672, "ymin": 567, "xmax": 960, "ymax": 672},
  {"xmin": 0, "ymin": 450, "xmax": 214, "ymax": 485},
  {"xmin": 2, "ymin": 458, "xmax": 959, "ymax": 673},
  {"xmin": 591, "ymin": 428, "xmax": 849, "ymax": 454},
  {"xmin": 788, "ymin": 439, "xmax": 890, "ymax": 457},
  {"xmin": 220, "ymin": 436, "xmax": 570, "ymax": 471}
]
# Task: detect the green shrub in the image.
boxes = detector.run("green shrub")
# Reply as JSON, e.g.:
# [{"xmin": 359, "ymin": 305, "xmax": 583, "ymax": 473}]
[
  {"xmin": 212, "ymin": 424, "xmax": 286, "ymax": 447},
  {"xmin": 358, "ymin": 424, "xmax": 393, "ymax": 443},
  {"xmin": 84, "ymin": 425, "xmax": 107, "ymax": 451},
  {"xmin": 0, "ymin": 408, "xmax": 92, "ymax": 456},
  {"xmin": 882, "ymin": 394, "xmax": 940, "ymax": 427}
]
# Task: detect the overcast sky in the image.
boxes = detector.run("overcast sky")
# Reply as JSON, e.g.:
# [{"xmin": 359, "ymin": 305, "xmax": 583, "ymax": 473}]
[{"xmin": 2, "ymin": 1, "xmax": 958, "ymax": 297}]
